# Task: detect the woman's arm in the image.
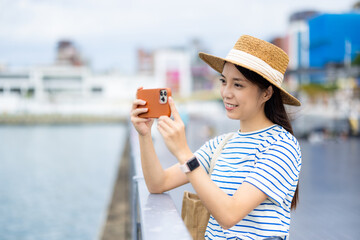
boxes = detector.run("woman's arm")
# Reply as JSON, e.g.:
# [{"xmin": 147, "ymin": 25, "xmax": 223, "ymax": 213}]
[
  {"xmin": 131, "ymin": 88, "xmax": 189, "ymax": 193},
  {"xmin": 158, "ymin": 97, "xmax": 268, "ymax": 229},
  {"xmin": 138, "ymin": 134, "xmax": 189, "ymax": 193},
  {"xmin": 185, "ymin": 164, "xmax": 267, "ymax": 230}
]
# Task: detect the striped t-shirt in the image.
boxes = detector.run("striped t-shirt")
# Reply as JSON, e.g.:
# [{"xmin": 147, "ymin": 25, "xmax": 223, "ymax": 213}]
[{"xmin": 194, "ymin": 124, "xmax": 302, "ymax": 240}]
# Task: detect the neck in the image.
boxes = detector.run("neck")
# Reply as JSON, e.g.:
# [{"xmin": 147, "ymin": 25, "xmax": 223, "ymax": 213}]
[{"xmin": 240, "ymin": 108, "xmax": 274, "ymax": 133}]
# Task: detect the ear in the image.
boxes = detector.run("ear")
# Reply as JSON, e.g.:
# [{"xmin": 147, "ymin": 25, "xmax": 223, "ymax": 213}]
[{"xmin": 262, "ymin": 85, "xmax": 273, "ymax": 103}]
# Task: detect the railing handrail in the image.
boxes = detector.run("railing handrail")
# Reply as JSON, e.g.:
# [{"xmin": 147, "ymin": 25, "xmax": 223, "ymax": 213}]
[{"xmin": 130, "ymin": 125, "xmax": 192, "ymax": 240}]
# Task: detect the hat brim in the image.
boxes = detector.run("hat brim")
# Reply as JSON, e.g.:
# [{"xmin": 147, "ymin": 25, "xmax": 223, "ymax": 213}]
[{"xmin": 199, "ymin": 52, "xmax": 301, "ymax": 106}]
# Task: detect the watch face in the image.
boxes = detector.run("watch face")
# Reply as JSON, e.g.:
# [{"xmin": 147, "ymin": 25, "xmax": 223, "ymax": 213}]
[{"xmin": 187, "ymin": 157, "xmax": 200, "ymax": 170}]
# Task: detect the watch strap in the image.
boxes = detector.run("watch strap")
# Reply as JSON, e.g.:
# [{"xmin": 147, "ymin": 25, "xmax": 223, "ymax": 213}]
[
  {"xmin": 179, "ymin": 161, "xmax": 190, "ymax": 173},
  {"xmin": 179, "ymin": 132, "xmax": 234, "ymax": 174},
  {"xmin": 180, "ymin": 156, "xmax": 199, "ymax": 173}
]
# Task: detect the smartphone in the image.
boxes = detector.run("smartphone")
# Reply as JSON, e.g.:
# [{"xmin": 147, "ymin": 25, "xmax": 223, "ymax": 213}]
[{"xmin": 136, "ymin": 88, "xmax": 172, "ymax": 118}]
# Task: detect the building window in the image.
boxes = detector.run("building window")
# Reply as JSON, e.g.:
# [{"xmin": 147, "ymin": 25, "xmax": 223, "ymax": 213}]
[
  {"xmin": 0, "ymin": 74, "xmax": 29, "ymax": 79},
  {"xmin": 10, "ymin": 88, "xmax": 21, "ymax": 95},
  {"xmin": 91, "ymin": 87, "xmax": 103, "ymax": 94},
  {"xmin": 43, "ymin": 76, "xmax": 82, "ymax": 81},
  {"xmin": 26, "ymin": 88, "xmax": 35, "ymax": 98}
]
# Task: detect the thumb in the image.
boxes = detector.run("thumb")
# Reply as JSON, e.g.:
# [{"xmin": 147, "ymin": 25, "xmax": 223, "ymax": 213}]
[{"xmin": 169, "ymin": 97, "xmax": 181, "ymax": 122}]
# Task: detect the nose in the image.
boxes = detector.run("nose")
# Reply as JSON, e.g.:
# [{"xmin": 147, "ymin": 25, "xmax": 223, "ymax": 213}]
[{"xmin": 221, "ymin": 84, "xmax": 234, "ymax": 100}]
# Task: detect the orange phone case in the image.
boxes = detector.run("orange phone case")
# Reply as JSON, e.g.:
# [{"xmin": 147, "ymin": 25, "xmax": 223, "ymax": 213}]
[{"xmin": 136, "ymin": 88, "xmax": 172, "ymax": 118}]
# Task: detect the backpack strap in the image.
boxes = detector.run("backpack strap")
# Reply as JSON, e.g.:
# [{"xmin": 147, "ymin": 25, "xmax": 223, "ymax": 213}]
[{"xmin": 209, "ymin": 132, "xmax": 234, "ymax": 175}]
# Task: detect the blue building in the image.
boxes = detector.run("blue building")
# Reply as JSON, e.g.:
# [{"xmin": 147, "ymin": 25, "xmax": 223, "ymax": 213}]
[{"xmin": 308, "ymin": 13, "xmax": 360, "ymax": 68}]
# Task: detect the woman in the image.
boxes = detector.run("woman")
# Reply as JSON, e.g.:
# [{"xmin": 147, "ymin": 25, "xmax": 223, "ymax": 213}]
[{"xmin": 131, "ymin": 35, "xmax": 301, "ymax": 240}]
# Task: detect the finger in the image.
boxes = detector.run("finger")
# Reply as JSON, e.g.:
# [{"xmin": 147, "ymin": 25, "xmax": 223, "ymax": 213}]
[
  {"xmin": 135, "ymin": 86, "xmax": 143, "ymax": 96},
  {"xmin": 159, "ymin": 116, "xmax": 179, "ymax": 130},
  {"xmin": 131, "ymin": 116, "xmax": 152, "ymax": 124},
  {"xmin": 157, "ymin": 124, "xmax": 167, "ymax": 138},
  {"xmin": 134, "ymin": 99, "xmax": 146, "ymax": 105},
  {"xmin": 158, "ymin": 116, "xmax": 172, "ymax": 124},
  {"xmin": 168, "ymin": 97, "xmax": 181, "ymax": 122},
  {"xmin": 132, "ymin": 99, "xmax": 147, "ymax": 110},
  {"xmin": 157, "ymin": 117, "xmax": 173, "ymax": 133},
  {"xmin": 157, "ymin": 123, "xmax": 173, "ymax": 139},
  {"xmin": 131, "ymin": 107, "xmax": 148, "ymax": 117}
]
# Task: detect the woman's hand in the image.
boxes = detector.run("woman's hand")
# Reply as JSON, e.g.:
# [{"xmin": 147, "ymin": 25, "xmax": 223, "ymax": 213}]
[
  {"xmin": 130, "ymin": 87, "xmax": 154, "ymax": 137},
  {"xmin": 157, "ymin": 97, "xmax": 192, "ymax": 162}
]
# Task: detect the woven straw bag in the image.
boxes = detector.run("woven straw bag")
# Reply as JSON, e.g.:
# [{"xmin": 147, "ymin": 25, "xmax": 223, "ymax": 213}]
[{"xmin": 181, "ymin": 133, "xmax": 234, "ymax": 240}]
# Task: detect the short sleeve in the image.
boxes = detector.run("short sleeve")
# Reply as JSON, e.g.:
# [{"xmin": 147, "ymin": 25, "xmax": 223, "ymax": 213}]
[
  {"xmin": 243, "ymin": 138, "xmax": 301, "ymax": 206},
  {"xmin": 194, "ymin": 134, "xmax": 226, "ymax": 174}
]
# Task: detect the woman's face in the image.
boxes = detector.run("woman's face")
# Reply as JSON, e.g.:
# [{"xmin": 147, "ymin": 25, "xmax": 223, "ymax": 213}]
[{"xmin": 220, "ymin": 63, "xmax": 268, "ymax": 121}]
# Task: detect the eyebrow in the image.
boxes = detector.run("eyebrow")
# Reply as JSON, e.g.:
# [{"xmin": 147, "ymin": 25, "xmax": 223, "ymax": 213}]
[{"xmin": 220, "ymin": 74, "xmax": 245, "ymax": 82}]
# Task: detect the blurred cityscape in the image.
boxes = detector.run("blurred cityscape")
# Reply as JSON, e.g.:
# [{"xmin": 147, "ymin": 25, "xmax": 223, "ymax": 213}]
[{"xmin": 1, "ymin": 5, "xmax": 360, "ymax": 139}]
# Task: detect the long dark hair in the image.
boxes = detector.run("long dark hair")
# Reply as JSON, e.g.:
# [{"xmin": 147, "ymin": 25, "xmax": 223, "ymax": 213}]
[{"xmin": 235, "ymin": 64, "xmax": 299, "ymax": 210}]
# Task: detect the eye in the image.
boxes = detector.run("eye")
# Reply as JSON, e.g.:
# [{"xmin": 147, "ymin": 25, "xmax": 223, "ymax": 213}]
[
  {"xmin": 219, "ymin": 78, "xmax": 226, "ymax": 84},
  {"xmin": 234, "ymin": 83, "xmax": 244, "ymax": 88}
]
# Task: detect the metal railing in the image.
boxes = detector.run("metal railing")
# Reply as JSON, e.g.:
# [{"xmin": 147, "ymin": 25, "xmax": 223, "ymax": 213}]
[{"xmin": 130, "ymin": 126, "xmax": 192, "ymax": 240}]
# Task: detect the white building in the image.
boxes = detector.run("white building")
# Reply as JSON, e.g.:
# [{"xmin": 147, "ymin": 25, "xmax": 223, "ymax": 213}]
[
  {"xmin": 0, "ymin": 47, "xmax": 193, "ymax": 116},
  {"xmin": 287, "ymin": 21, "xmax": 309, "ymax": 70},
  {"xmin": 0, "ymin": 65, "xmax": 142, "ymax": 116},
  {"xmin": 153, "ymin": 49, "xmax": 192, "ymax": 97}
]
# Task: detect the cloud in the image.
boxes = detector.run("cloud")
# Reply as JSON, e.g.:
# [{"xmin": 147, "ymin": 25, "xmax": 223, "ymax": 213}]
[{"xmin": 0, "ymin": 0, "xmax": 356, "ymax": 71}]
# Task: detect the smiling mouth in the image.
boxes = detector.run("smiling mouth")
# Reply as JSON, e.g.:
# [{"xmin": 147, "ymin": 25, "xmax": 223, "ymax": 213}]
[{"xmin": 225, "ymin": 103, "xmax": 238, "ymax": 110}]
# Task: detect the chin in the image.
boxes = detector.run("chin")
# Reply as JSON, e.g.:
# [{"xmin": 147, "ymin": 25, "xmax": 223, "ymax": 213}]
[{"xmin": 226, "ymin": 112, "xmax": 241, "ymax": 120}]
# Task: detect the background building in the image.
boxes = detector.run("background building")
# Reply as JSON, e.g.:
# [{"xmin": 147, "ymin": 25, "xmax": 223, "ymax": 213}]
[
  {"xmin": 278, "ymin": 9, "xmax": 360, "ymax": 86},
  {"xmin": 153, "ymin": 48, "xmax": 192, "ymax": 97},
  {"xmin": 56, "ymin": 40, "xmax": 85, "ymax": 66},
  {"xmin": 286, "ymin": 10, "xmax": 319, "ymax": 70},
  {"xmin": 308, "ymin": 13, "xmax": 360, "ymax": 68},
  {"xmin": 286, "ymin": 10, "xmax": 360, "ymax": 70}
]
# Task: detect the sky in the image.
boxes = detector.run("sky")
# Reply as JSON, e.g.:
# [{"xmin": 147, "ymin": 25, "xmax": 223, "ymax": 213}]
[{"xmin": 0, "ymin": 0, "xmax": 358, "ymax": 73}]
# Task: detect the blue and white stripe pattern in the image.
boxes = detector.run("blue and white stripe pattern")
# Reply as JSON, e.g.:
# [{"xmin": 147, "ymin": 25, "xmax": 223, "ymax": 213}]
[{"xmin": 194, "ymin": 125, "xmax": 302, "ymax": 240}]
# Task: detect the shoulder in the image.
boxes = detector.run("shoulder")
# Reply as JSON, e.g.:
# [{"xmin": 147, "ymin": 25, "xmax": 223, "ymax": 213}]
[
  {"xmin": 206, "ymin": 132, "xmax": 236, "ymax": 153},
  {"xmin": 265, "ymin": 125, "xmax": 302, "ymax": 164},
  {"xmin": 194, "ymin": 132, "xmax": 236, "ymax": 173},
  {"xmin": 278, "ymin": 127, "xmax": 301, "ymax": 154}
]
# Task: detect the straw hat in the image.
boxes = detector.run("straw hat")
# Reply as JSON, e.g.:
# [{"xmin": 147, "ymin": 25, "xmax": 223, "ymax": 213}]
[{"xmin": 199, "ymin": 35, "xmax": 301, "ymax": 106}]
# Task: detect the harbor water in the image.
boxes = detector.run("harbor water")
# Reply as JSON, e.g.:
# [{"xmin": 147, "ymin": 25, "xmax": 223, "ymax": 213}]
[{"xmin": 0, "ymin": 124, "xmax": 127, "ymax": 240}]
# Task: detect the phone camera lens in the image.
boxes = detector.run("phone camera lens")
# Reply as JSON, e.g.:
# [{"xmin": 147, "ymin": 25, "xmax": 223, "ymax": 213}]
[
  {"xmin": 161, "ymin": 97, "xmax": 165, "ymax": 102},
  {"xmin": 164, "ymin": 91, "xmax": 167, "ymax": 96},
  {"xmin": 160, "ymin": 91, "xmax": 163, "ymax": 96}
]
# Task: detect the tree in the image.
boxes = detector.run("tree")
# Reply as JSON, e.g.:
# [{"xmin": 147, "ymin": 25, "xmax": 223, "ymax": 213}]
[{"xmin": 352, "ymin": 53, "xmax": 360, "ymax": 66}]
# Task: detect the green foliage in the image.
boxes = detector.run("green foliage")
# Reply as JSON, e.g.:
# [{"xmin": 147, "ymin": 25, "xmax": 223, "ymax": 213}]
[
  {"xmin": 300, "ymin": 83, "xmax": 338, "ymax": 97},
  {"xmin": 352, "ymin": 53, "xmax": 360, "ymax": 66}
]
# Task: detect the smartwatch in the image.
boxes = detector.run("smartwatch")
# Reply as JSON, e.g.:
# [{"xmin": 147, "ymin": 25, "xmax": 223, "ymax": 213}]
[{"xmin": 180, "ymin": 156, "xmax": 200, "ymax": 173}]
